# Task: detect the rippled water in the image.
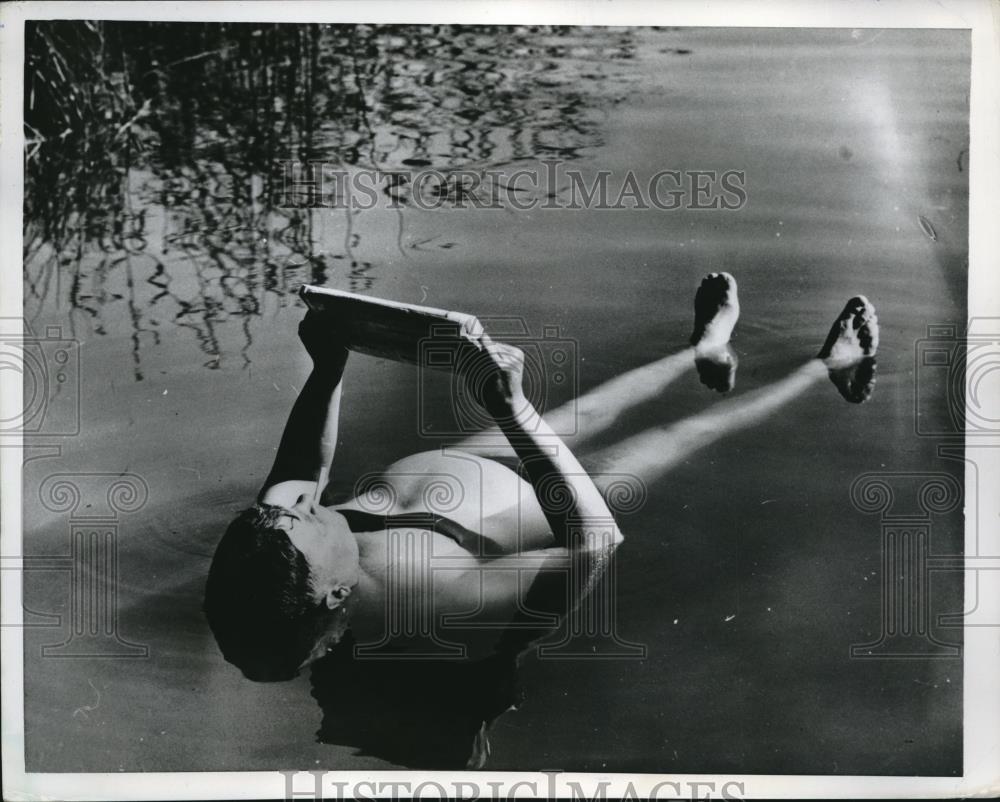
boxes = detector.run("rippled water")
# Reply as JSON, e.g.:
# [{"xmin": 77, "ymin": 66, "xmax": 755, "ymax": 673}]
[
  {"xmin": 23, "ymin": 24, "xmax": 968, "ymax": 774},
  {"xmin": 25, "ymin": 23, "xmax": 643, "ymax": 375}
]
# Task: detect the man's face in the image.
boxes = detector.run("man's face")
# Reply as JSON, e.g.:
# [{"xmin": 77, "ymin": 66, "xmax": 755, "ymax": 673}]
[
  {"xmin": 276, "ymin": 496, "xmax": 350, "ymax": 574},
  {"xmin": 275, "ymin": 496, "xmax": 360, "ymax": 667}
]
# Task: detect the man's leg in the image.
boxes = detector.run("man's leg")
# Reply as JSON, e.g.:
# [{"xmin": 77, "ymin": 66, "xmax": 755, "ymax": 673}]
[
  {"xmin": 583, "ymin": 296, "xmax": 879, "ymax": 489},
  {"xmin": 455, "ymin": 273, "xmax": 741, "ymax": 458}
]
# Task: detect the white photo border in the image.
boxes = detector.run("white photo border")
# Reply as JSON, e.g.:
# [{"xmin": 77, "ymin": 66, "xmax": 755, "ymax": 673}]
[{"xmin": 2, "ymin": 1, "xmax": 997, "ymax": 799}]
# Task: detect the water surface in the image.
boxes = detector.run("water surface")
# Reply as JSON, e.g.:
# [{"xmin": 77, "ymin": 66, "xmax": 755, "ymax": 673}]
[{"xmin": 23, "ymin": 24, "xmax": 968, "ymax": 773}]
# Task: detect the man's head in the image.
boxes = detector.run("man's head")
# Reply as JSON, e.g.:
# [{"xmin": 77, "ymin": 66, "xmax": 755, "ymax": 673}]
[{"xmin": 203, "ymin": 496, "xmax": 360, "ymax": 681}]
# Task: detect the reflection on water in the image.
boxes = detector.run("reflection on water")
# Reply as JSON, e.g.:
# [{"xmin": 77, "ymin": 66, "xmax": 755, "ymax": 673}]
[
  {"xmin": 311, "ymin": 633, "xmax": 523, "ymax": 769},
  {"xmin": 24, "ymin": 23, "xmax": 645, "ymax": 379}
]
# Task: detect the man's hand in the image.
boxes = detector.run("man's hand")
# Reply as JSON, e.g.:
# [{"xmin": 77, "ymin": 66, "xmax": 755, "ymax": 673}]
[
  {"xmin": 298, "ymin": 311, "xmax": 349, "ymax": 380},
  {"xmin": 462, "ymin": 333, "xmax": 527, "ymax": 418}
]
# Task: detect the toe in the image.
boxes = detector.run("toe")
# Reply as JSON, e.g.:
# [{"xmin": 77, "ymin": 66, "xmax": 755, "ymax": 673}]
[{"xmin": 854, "ymin": 298, "xmax": 879, "ymax": 354}]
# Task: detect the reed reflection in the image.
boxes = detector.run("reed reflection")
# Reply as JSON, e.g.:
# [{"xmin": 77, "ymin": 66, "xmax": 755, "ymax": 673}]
[{"xmin": 24, "ymin": 22, "xmax": 641, "ymax": 379}]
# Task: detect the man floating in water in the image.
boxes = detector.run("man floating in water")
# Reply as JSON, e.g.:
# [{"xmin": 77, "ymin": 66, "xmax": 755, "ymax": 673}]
[{"xmin": 204, "ymin": 273, "xmax": 878, "ymax": 767}]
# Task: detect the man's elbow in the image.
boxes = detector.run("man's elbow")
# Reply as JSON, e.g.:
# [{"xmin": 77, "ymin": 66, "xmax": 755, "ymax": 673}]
[
  {"xmin": 609, "ymin": 526, "xmax": 625, "ymax": 548},
  {"xmin": 579, "ymin": 523, "xmax": 623, "ymax": 551}
]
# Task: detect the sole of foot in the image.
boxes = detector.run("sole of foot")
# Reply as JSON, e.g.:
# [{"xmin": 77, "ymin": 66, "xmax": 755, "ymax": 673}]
[
  {"xmin": 690, "ymin": 272, "xmax": 740, "ymax": 392},
  {"xmin": 818, "ymin": 295, "xmax": 879, "ymax": 404}
]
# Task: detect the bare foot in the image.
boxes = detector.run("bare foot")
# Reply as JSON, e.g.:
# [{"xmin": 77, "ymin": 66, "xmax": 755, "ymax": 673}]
[
  {"xmin": 690, "ymin": 272, "xmax": 740, "ymax": 392},
  {"xmin": 818, "ymin": 295, "xmax": 879, "ymax": 404}
]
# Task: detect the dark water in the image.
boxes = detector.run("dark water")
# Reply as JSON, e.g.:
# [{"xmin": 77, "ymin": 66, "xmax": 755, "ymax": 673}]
[{"xmin": 23, "ymin": 24, "xmax": 968, "ymax": 773}]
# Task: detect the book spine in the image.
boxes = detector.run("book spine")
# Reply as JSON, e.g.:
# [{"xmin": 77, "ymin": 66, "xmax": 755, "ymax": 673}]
[{"xmin": 299, "ymin": 286, "xmax": 483, "ymax": 371}]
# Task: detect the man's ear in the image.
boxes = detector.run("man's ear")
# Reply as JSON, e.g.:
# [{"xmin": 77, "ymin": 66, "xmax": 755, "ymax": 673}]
[{"xmin": 323, "ymin": 585, "xmax": 352, "ymax": 610}]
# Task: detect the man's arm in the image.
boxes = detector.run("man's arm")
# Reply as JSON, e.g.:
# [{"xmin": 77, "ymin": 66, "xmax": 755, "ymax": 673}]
[
  {"xmin": 454, "ymin": 336, "xmax": 623, "ymax": 620},
  {"xmin": 258, "ymin": 313, "xmax": 349, "ymax": 507},
  {"xmin": 471, "ymin": 335, "xmax": 622, "ymax": 550}
]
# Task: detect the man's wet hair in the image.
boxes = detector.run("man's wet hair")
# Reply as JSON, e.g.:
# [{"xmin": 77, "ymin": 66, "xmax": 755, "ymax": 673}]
[{"xmin": 203, "ymin": 503, "xmax": 329, "ymax": 682}]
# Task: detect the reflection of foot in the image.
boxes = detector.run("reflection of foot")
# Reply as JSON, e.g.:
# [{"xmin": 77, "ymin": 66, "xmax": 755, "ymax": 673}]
[
  {"xmin": 818, "ymin": 295, "xmax": 879, "ymax": 404},
  {"xmin": 690, "ymin": 272, "xmax": 740, "ymax": 392}
]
